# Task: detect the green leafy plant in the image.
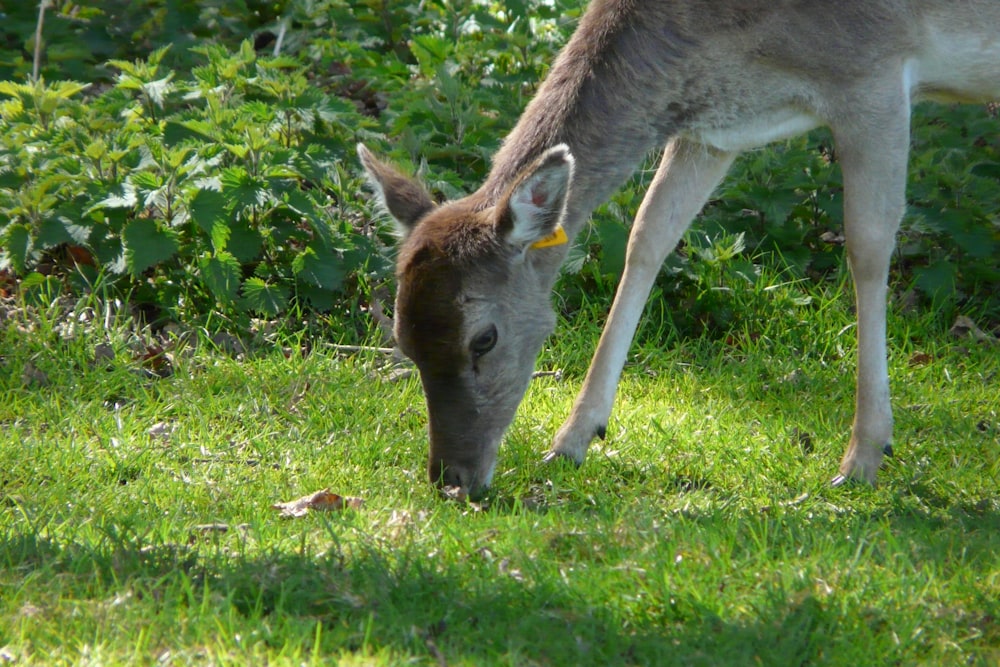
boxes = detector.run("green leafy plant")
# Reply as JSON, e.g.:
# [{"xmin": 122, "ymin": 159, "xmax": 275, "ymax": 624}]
[
  {"xmin": 1, "ymin": 0, "xmax": 998, "ymax": 337},
  {"xmin": 0, "ymin": 41, "xmax": 386, "ymax": 327}
]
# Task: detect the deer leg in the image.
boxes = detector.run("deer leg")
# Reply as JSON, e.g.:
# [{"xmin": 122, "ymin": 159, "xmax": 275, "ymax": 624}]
[
  {"xmin": 831, "ymin": 101, "xmax": 911, "ymax": 485},
  {"xmin": 547, "ymin": 138, "xmax": 735, "ymax": 464}
]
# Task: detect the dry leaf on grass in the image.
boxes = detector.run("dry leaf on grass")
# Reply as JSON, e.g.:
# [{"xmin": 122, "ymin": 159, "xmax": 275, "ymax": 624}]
[
  {"xmin": 21, "ymin": 361, "xmax": 49, "ymax": 387},
  {"xmin": 147, "ymin": 421, "xmax": 175, "ymax": 441},
  {"xmin": 92, "ymin": 342, "xmax": 116, "ymax": 367},
  {"xmin": 191, "ymin": 523, "xmax": 232, "ymax": 533},
  {"xmin": 950, "ymin": 315, "xmax": 996, "ymax": 344},
  {"xmin": 790, "ymin": 427, "xmax": 814, "ymax": 455},
  {"xmin": 271, "ymin": 488, "xmax": 364, "ymax": 518}
]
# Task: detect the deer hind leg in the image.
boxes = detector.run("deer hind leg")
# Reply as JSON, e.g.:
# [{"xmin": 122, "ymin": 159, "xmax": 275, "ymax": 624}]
[
  {"xmin": 546, "ymin": 138, "xmax": 735, "ymax": 465},
  {"xmin": 832, "ymin": 98, "xmax": 911, "ymax": 485}
]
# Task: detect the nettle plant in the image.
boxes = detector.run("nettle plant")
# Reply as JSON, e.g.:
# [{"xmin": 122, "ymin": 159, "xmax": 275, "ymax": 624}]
[
  {"xmin": 0, "ymin": 42, "xmax": 386, "ymax": 324},
  {"xmin": 2, "ymin": 0, "xmax": 997, "ymax": 335},
  {"xmin": 563, "ymin": 107, "xmax": 1000, "ymax": 335}
]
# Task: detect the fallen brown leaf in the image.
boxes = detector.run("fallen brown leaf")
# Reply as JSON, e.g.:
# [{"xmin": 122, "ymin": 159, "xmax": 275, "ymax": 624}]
[
  {"xmin": 136, "ymin": 343, "xmax": 173, "ymax": 378},
  {"xmin": 950, "ymin": 315, "xmax": 996, "ymax": 344},
  {"xmin": 272, "ymin": 489, "xmax": 364, "ymax": 518},
  {"xmin": 147, "ymin": 421, "xmax": 175, "ymax": 441},
  {"xmin": 92, "ymin": 342, "xmax": 116, "ymax": 367},
  {"xmin": 21, "ymin": 361, "xmax": 49, "ymax": 386},
  {"xmin": 191, "ymin": 523, "xmax": 232, "ymax": 534},
  {"xmin": 791, "ymin": 427, "xmax": 814, "ymax": 455}
]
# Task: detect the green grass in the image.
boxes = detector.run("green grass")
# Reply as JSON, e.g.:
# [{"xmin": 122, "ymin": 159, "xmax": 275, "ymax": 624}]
[{"xmin": 1, "ymin": 275, "xmax": 998, "ymax": 666}]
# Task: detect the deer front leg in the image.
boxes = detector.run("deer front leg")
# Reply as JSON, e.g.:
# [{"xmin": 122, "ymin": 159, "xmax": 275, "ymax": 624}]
[
  {"xmin": 546, "ymin": 139, "xmax": 734, "ymax": 464},
  {"xmin": 832, "ymin": 103, "xmax": 910, "ymax": 485}
]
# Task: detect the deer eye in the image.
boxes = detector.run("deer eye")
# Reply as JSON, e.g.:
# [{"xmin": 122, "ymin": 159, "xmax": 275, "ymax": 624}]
[{"xmin": 470, "ymin": 325, "xmax": 498, "ymax": 358}]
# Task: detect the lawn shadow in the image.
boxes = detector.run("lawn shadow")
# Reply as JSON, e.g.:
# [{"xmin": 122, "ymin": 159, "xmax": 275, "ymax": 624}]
[
  {"xmin": 0, "ymin": 533, "xmax": 874, "ymax": 665},
  {"xmin": 4, "ymin": 494, "xmax": 999, "ymax": 665}
]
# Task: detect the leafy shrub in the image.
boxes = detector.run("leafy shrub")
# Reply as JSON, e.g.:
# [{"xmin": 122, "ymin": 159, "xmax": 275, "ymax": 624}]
[
  {"xmin": 1, "ymin": 0, "xmax": 998, "ymax": 337},
  {"xmin": 0, "ymin": 40, "xmax": 385, "ymax": 327},
  {"xmin": 564, "ymin": 106, "xmax": 1000, "ymax": 336},
  {"xmin": 0, "ymin": 1, "xmax": 286, "ymax": 82}
]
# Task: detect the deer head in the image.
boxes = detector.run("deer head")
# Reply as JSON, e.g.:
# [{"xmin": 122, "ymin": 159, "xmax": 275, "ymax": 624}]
[{"xmin": 359, "ymin": 144, "xmax": 575, "ymax": 497}]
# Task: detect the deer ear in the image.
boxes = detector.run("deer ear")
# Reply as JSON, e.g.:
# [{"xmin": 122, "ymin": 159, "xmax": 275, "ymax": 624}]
[
  {"xmin": 357, "ymin": 143, "xmax": 435, "ymax": 236},
  {"xmin": 496, "ymin": 144, "xmax": 574, "ymax": 250}
]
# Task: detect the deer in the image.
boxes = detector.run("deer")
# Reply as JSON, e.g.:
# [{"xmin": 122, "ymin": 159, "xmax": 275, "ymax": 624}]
[{"xmin": 358, "ymin": 0, "xmax": 1000, "ymax": 499}]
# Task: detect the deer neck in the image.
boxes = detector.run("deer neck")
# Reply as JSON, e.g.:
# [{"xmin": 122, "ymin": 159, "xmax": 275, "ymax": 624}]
[{"xmin": 478, "ymin": 1, "xmax": 686, "ymax": 244}]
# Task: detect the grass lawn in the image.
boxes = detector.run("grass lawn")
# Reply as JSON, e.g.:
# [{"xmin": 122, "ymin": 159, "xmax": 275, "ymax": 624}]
[{"xmin": 1, "ymin": 276, "xmax": 998, "ymax": 665}]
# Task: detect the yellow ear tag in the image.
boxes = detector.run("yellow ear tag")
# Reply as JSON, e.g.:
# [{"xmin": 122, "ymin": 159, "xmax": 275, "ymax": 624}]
[{"xmin": 530, "ymin": 225, "xmax": 568, "ymax": 249}]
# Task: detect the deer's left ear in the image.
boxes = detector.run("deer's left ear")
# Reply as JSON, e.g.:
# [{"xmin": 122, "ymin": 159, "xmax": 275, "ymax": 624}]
[
  {"xmin": 495, "ymin": 144, "xmax": 573, "ymax": 250},
  {"xmin": 357, "ymin": 143, "xmax": 435, "ymax": 237}
]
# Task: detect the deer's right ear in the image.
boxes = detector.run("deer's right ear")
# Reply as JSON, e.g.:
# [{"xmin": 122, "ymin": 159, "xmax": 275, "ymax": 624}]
[
  {"xmin": 357, "ymin": 144, "xmax": 435, "ymax": 236},
  {"xmin": 495, "ymin": 144, "xmax": 574, "ymax": 252}
]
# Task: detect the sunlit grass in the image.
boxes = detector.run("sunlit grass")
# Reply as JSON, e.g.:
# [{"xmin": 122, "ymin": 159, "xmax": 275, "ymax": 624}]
[{"xmin": 1, "ymin": 271, "xmax": 998, "ymax": 665}]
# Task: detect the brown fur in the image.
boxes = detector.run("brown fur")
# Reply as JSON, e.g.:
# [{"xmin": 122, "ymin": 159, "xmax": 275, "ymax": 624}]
[
  {"xmin": 394, "ymin": 203, "xmax": 508, "ymax": 369},
  {"xmin": 361, "ymin": 0, "xmax": 1000, "ymax": 495}
]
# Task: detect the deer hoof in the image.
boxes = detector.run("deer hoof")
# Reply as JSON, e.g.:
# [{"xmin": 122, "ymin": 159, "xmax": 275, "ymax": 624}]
[
  {"xmin": 830, "ymin": 472, "xmax": 878, "ymax": 488},
  {"xmin": 542, "ymin": 450, "xmax": 582, "ymax": 467}
]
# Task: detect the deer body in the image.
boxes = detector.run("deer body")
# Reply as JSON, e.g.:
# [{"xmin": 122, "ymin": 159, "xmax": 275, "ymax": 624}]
[{"xmin": 360, "ymin": 0, "xmax": 1000, "ymax": 496}]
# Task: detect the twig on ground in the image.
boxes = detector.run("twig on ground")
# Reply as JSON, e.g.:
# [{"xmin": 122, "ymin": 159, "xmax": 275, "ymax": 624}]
[{"xmin": 325, "ymin": 343, "xmax": 397, "ymax": 355}]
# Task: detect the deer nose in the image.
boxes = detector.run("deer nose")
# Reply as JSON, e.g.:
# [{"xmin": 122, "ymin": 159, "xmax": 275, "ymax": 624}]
[
  {"xmin": 431, "ymin": 461, "xmax": 485, "ymax": 501},
  {"xmin": 441, "ymin": 465, "xmax": 465, "ymax": 489}
]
